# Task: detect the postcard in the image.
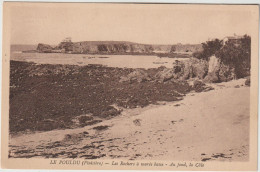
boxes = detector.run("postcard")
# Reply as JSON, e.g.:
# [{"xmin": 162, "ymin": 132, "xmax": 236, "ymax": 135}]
[{"xmin": 1, "ymin": 2, "xmax": 258, "ymax": 171}]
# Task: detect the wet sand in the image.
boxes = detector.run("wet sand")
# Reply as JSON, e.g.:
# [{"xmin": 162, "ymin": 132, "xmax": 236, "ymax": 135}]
[{"xmin": 9, "ymin": 79, "xmax": 249, "ymax": 161}]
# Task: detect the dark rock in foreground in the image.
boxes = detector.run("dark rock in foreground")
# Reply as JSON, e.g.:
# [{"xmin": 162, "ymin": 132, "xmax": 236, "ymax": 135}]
[{"xmin": 245, "ymin": 77, "xmax": 250, "ymax": 86}]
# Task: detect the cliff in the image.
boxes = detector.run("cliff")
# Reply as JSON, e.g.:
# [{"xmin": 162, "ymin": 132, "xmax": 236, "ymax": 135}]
[{"xmin": 37, "ymin": 41, "xmax": 202, "ymax": 55}]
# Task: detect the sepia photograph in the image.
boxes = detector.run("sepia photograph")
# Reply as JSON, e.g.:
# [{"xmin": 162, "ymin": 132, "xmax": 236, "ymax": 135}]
[{"xmin": 1, "ymin": 2, "xmax": 259, "ymax": 171}]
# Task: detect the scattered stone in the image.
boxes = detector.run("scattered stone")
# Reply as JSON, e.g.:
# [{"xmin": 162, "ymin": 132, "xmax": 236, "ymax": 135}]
[
  {"xmin": 133, "ymin": 119, "xmax": 141, "ymax": 126},
  {"xmin": 201, "ymin": 158, "xmax": 211, "ymax": 161},
  {"xmin": 119, "ymin": 69, "xmax": 151, "ymax": 83},
  {"xmin": 93, "ymin": 125, "xmax": 109, "ymax": 131},
  {"xmin": 171, "ymin": 120, "xmax": 177, "ymax": 124},
  {"xmin": 192, "ymin": 80, "xmax": 214, "ymax": 92}
]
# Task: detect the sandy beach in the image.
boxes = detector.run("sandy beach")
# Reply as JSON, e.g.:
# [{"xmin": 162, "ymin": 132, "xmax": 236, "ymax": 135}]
[{"xmin": 9, "ymin": 79, "xmax": 249, "ymax": 161}]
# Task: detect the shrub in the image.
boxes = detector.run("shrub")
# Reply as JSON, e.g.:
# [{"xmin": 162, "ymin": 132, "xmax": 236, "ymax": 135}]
[
  {"xmin": 193, "ymin": 39, "xmax": 223, "ymax": 60},
  {"xmin": 194, "ymin": 35, "xmax": 251, "ymax": 79},
  {"xmin": 216, "ymin": 35, "xmax": 251, "ymax": 78}
]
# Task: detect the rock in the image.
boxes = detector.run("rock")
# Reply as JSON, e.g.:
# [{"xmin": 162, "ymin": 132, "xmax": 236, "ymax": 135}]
[
  {"xmin": 192, "ymin": 80, "xmax": 214, "ymax": 92},
  {"xmin": 192, "ymin": 80, "xmax": 206, "ymax": 92},
  {"xmin": 204, "ymin": 72, "xmax": 219, "ymax": 83},
  {"xmin": 192, "ymin": 59, "xmax": 208, "ymax": 79},
  {"xmin": 37, "ymin": 43, "xmax": 53, "ymax": 53},
  {"xmin": 204, "ymin": 55, "xmax": 220, "ymax": 83},
  {"xmin": 153, "ymin": 58, "xmax": 208, "ymax": 82},
  {"xmin": 119, "ymin": 69, "xmax": 151, "ymax": 83},
  {"xmin": 78, "ymin": 116, "xmax": 94, "ymax": 124},
  {"xmin": 133, "ymin": 119, "xmax": 141, "ymax": 126},
  {"xmin": 208, "ymin": 55, "xmax": 220, "ymax": 73},
  {"xmin": 182, "ymin": 60, "xmax": 193, "ymax": 79},
  {"xmin": 245, "ymin": 77, "xmax": 250, "ymax": 86},
  {"xmin": 93, "ymin": 125, "xmax": 109, "ymax": 131},
  {"xmin": 173, "ymin": 62, "xmax": 183, "ymax": 73},
  {"xmin": 154, "ymin": 67, "xmax": 175, "ymax": 82},
  {"xmin": 204, "ymin": 55, "xmax": 234, "ymax": 83},
  {"xmin": 100, "ymin": 106, "xmax": 121, "ymax": 118},
  {"xmin": 181, "ymin": 58, "xmax": 208, "ymax": 80}
]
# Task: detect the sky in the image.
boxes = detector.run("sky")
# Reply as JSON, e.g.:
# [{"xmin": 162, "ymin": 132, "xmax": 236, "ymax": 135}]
[{"xmin": 7, "ymin": 3, "xmax": 256, "ymax": 45}]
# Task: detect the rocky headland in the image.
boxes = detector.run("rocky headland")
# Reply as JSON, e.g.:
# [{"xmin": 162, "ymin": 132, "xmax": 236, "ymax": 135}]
[{"xmin": 36, "ymin": 41, "xmax": 202, "ymax": 57}]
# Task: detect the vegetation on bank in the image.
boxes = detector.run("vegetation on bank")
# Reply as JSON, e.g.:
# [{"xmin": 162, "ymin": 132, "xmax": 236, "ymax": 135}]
[{"xmin": 193, "ymin": 35, "xmax": 251, "ymax": 78}]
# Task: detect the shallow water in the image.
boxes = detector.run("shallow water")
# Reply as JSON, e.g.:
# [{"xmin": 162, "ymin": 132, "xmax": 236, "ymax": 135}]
[{"xmin": 11, "ymin": 52, "xmax": 188, "ymax": 69}]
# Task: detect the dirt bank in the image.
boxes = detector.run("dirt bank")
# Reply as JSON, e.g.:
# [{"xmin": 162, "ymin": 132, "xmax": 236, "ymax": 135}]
[{"xmin": 9, "ymin": 79, "xmax": 249, "ymax": 161}]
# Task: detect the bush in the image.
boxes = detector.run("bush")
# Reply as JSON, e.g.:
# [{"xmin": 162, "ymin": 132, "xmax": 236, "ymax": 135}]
[
  {"xmin": 216, "ymin": 35, "xmax": 251, "ymax": 78},
  {"xmin": 193, "ymin": 39, "xmax": 223, "ymax": 60},
  {"xmin": 194, "ymin": 35, "xmax": 251, "ymax": 79}
]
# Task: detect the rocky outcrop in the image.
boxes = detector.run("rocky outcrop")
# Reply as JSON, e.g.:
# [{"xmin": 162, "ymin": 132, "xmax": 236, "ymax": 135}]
[
  {"xmin": 57, "ymin": 42, "xmax": 74, "ymax": 52},
  {"xmin": 119, "ymin": 58, "xmax": 210, "ymax": 84},
  {"xmin": 36, "ymin": 43, "xmax": 53, "ymax": 53},
  {"xmin": 204, "ymin": 55, "xmax": 234, "ymax": 83},
  {"xmin": 37, "ymin": 41, "xmax": 202, "ymax": 55},
  {"xmin": 152, "ymin": 58, "xmax": 209, "ymax": 82},
  {"xmin": 181, "ymin": 58, "xmax": 208, "ymax": 80},
  {"xmin": 154, "ymin": 67, "xmax": 176, "ymax": 82},
  {"xmin": 119, "ymin": 69, "xmax": 151, "ymax": 83}
]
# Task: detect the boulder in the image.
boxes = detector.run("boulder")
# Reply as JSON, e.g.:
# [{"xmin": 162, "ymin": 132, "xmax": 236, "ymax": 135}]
[
  {"xmin": 203, "ymin": 55, "xmax": 220, "ymax": 83},
  {"xmin": 192, "ymin": 59, "xmax": 208, "ymax": 79},
  {"xmin": 204, "ymin": 55, "xmax": 234, "ymax": 83},
  {"xmin": 154, "ymin": 61, "xmax": 186, "ymax": 82},
  {"xmin": 154, "ymin": 67, "xmax": 175, "ymax": 82},
  {"xmin": 153, "ymin": 58, "xmax": 208, "ymax": 82},
  {"xmin": 208, "ymin": 55, "xmax": 220, "ymax": 73},
  {"xmin": 192, "ymin": 80, "xmax": 206, "ymax": 92},
  {"xmin": 245, "ymin": 77, "xmax": 250, "ymax": 86},
  {"xmin": 191, "ymin": 80, "xmax": 214, "ymax": 92},
  {"xmin": 182, "ymin": 60, "xmax": 193, "ymax": 79},
  {"xmin": 204, "ymin": 72, "xmax": 219, "ymax": 83},
  {"xmin": 181, "ymin": 58, "xmax": 208, "ymax": 80},
  {"xmin": 119, "ymin": 69, "xmax": 151, "ymax": 83}
]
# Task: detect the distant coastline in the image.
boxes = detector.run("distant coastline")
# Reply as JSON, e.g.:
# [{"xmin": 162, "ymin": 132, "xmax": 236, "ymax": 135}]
[{"xmin": 11, "ymin": 41, "xmax": 202, "ymax": 58}]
